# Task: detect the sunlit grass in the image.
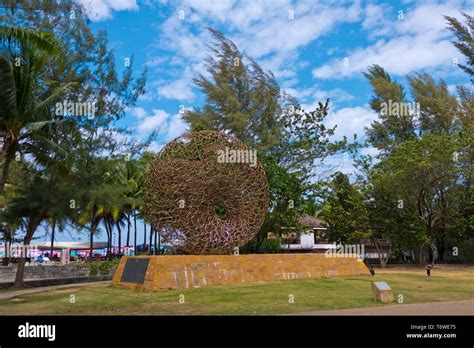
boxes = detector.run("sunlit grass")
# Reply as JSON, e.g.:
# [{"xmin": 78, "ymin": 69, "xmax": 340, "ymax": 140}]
[{"xmin": 2, "ymin": 266, "xmax": 474, "ymax": 315}]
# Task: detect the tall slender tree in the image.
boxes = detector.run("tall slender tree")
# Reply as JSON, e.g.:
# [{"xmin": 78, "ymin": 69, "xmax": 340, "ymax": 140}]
[{"xmin": 445, "ymin": 12, "xmax": 474, "ymax": 81}]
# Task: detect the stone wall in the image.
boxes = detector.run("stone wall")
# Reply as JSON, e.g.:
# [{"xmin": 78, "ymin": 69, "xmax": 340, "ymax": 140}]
[
  {"xmin": 112, "ymin": 254, "xmax": 369, "ymax": 291},
  {"xmin": 0, "ymin": 263, "xmax": 114, "ymax": 282}
]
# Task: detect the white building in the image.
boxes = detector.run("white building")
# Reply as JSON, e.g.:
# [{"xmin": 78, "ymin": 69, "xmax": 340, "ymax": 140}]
[{"xmin": 279, "ymin": 216, "xmax": 337, "ymax": 253}]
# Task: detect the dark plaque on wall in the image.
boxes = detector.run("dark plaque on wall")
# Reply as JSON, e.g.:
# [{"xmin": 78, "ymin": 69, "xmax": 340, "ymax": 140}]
[{"xmin": 120, "ymin": 258, "xmax": 150, "ymax": 284}]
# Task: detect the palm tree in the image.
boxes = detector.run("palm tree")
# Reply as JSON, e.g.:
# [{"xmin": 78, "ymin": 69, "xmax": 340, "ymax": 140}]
[
  {"xmin": 3, "ymin": 163, "xmax": 76, "ymax": 286},
  {"xmin": 128, "ymin": 159, "xmax": 145, "ymax": 255},
  {"xmin": 101, "ymin": 187, "xmax": 127, "ymax": 259},
  {"xmin": 0, "ymin": 26, "xmax": 74, "ymax": 196},
  {"xmin": 113, "ymin": 158, "xmax": 143, "ymax": 255},
  {"xmin": 137, "ymin": 152, "xmax": 154, "ymax": 254},
  {"xmin": 74, "ymin": 157, "xmax": 126, "ymax": 262},
  {"xmin": 0, "ymin": 27, "xmax": 80, "ymax": 285}
]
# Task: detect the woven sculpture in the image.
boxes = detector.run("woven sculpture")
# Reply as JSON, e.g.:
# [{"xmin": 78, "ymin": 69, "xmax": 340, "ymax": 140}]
[{"xmin": 144, "ymin": 131, "xmax": 269, "ymax": 254}]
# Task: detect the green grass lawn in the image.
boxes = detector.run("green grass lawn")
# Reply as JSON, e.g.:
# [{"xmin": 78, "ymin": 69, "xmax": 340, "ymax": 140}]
[{"xmin": 2, "ymin": 266, "xmax": 474, "ymax": 315}]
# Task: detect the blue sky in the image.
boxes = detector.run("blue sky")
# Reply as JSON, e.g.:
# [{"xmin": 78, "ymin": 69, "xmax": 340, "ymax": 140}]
[
  {"xmin": 38, "ymin": 0, "xmax": 473, "ymax": 244},
  {"xmin": 80, "ymin": 0, "xmax": 472, "ymax": 158}
]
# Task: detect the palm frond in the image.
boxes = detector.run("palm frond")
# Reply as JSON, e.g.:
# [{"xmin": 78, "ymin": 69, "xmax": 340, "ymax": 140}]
[
  {"xmin": 0, "ymin": 26, "xmax": 61, "ymax": 56},
  {"xmin": 34, "ymin": 82, "xmax": 78, "ymax": 115},
  {"xmin": 0, "ymin": 55, "xmax": 17, "ymax": 120}
]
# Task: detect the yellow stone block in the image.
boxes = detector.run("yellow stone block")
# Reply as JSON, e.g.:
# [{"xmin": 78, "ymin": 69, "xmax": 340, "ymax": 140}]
[{"xmin": 112, "ymin": 254, "xmax": 369, "ymax": 291}]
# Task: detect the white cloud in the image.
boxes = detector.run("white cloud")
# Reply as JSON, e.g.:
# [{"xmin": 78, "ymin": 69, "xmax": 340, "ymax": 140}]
[
  {"xmin": 325, "ymin": 105, "xmax": 378, "ymax": 141},
  {"xmin": 181, "ymin": 0, "xmax": 237, "ymax": 23},
  {"xmin": 145, "ymin": 56, "xmax": 168, "ymax": 68},
  {"xmin": 130, "ymin": 106, "xmax": 147, "ymax": 119},
  {"xmin": 165, "ymin": 113, "xmax": 188, "ymax": 141},
  {"xmin": 137, "ymin": 109, "xmax": 170, "ymax": 133},
  {"xmin": 146, "ymin": 141, "xmax": 164, "ymax": 153},
  {"xmin": 134, "ymin": 108, "xmax": 189, "ymax": 144},
  {"xmin": 313, "ymin": 36, "xmax": 459, "ymax": 79},
  {"xmin": 361, "ymin": 3, "xmax": 392, "ymax": 38},
  {"xmin": 237, "ymin": 2, "xmax": 361, "ymax": 59},
  {"xmin": 312, "ymin": 1, "xmax": 471, "ymax": 79},
  {"xmin": 157, "ymin": 78, "xmax": 195, "ymax": 101},
  {"xmin": 361, "ymin": 146, "xmax": 380, "ymax": 157},
  {"xmin": 321, "ymin": 155, "xmax": 357, "ymax": 175},
  {"xmin": 153, "ymin": 0, "xmax": 363, "ymax": 89},
  {"xmin": 76, "ymin": 0, "xmax": 138, "ymax": 21},
  {"xmin": 284, "ymin": 86, "xmax": 354, "ymax": 109}
]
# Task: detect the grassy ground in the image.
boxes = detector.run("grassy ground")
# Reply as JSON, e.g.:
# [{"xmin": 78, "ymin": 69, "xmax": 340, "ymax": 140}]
[{"xmin": 1, "ymin": 265, "xmax": 473, "ymax": 315}]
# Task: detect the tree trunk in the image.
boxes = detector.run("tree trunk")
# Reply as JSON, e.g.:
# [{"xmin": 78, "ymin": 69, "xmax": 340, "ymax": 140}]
[
  {"xmin": 2, "ymin": 239, "xmax": 7, "ymax": 266},
  {"xmin": 117, "ymin": 223, "xmax": 122, "ymax": 257},
  {"xmin": 430, "ymin": 243, "xmax": 437, "ymax": 268},
  {"xmin": 154, "ymin": 228, "xmax": 158, "ymax": 255},
  {"xmin": 419, "ymin": 244, "xmax": 425, "ymax": 266},
  {"xmin": 372, "ymin": 238, "xmax": 390, "ymax": 268},
  {"xmin": 89, "ymin": 224, "xmax": 95, "ymax": 263},
  {"xmin": 133, "ymin": 209, "xmax": 137, "ymax": 255},
  {"xmin": 157, "ymin": 229, "xmax": 161, "ymax": 255},
  {"xmin": 14, "ymin": 215, "xmax": 43, "ymax": 287},
  {"xmin": 108, "ymin": 220, "xmax": 113, "ymax": 257},
  {"xmin": 2, "ymin": 227, "xmax": 11, "ymax": 266},
  {"xmin": 50, "ymin": 217, "xmax": 56, "ymax": 258},
  {"xmin": 14, "ymin": 252, "xmax": 28, "ymax": 288},
  {"xmin": 126, "ymin": 210, "xmax": 131, "ymax": 247},
  {"xmin": 0, "ymin": 143, "xmax": 13, "ymax": 196},
  {"xmin": 104, "ymin": 220, "xmax": 111, "ymax": 259},
  {"xmin": 149, "ymin": 226, "xmax": 153, "ymax": 255},
  {"xmin": 108, "ymin": 221, "xmax": 112, "ymax": 256},
  {"xmin": 143, "ymin": 220, "xmax": 147, "ymax": 254}
]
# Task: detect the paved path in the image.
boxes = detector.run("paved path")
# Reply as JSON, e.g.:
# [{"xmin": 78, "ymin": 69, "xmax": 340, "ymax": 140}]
[
  {"xmin": 293, "ymin": 300, "xmax": 474, "ymax": 315},
  {"xmin": 0, "ymin": 281, "xmax": 110, "ymax": 301}
]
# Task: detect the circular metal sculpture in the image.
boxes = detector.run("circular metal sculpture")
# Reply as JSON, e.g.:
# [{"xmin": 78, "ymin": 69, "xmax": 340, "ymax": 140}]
[{"xmin": 144, "ymin": 131, "xmax": 269, "ymax": 254}]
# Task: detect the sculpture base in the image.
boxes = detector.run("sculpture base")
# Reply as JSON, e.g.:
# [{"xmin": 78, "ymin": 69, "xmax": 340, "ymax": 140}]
[{"xmin": 112, "ymin": 254, "xmax": 368, "ymax": 291}]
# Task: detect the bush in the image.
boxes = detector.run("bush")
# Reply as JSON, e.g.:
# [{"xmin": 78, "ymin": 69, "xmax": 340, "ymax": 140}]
[
  {"xmin": 88, "ymin": 263, "xmax": 98, "ymax": 276},
  {"xmin": 458, "ymin": 238, "xmax": 474, "ymax": 262},
  {"xmin": 240, "ymin": 238, "xmax": 283, "ymax": 254},
  {"xmin": 86, "ymin": 260, "xmax": 118, "ymax": 276}
]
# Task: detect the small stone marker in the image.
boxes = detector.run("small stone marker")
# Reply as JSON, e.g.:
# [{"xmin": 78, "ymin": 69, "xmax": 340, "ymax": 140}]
[{"xmin": 371, "ymin": 281, "xmax": 393, "ymax": 303}]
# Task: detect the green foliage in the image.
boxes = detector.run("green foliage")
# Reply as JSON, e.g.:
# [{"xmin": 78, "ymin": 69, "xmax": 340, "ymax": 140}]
[
  {"xmin": 183, "ymin": 29, "xmax": 347, "ymax": 181},
  {"xmin": 369, "ymin": 132, "xmax": 472, "ymax": 263},
  {"xmin": 359, "ymin": 35, "xmax": 473, "ymax": 264},
  {"xmin": 320, "ymin": 172, "xmax": 372, "ymax": 243},
  {"xmin": 274, "ymin": 103, "xmax": 350, "ymax": 179},
  {"xmin": 407, "ymin": 73, "xmax": 459, "ymax": 134},
  {"xmin": 457, "ymin": 238, "xmax": 474, "ymax": 262},
  {"xmin": 445, "ymin": 12, "xmax": 474, "ymax": 81},
  {"xmin": 184, "ymin": 29, "xmax": 351, "ymax": 249},
  {"xmin": 86, "ymin": 260, "xmax": 118, "ymax": 276},
  {"xmin": 240, "ymin": 236, "xmax": 282, "ymax": 254},
  {"xmin": 0, "ymin": 25, "xmax": 76, "ymax": 197},
  {"xmin": 260, "ymin": 155, "xmax": 305, "ymax": 235},
  {"xmin": 0, "ymin": 2, "xmax": 150, "ymax": 284},
  {"xmin": 183, "ymin": 28, "xmax": 283, "ymax": 153},
  {"xmin": 0, "ymin": 25, "xmax": 61, "ymax": 55},
  {"xmin": 363, "ymin": 65, "xmax": 416, "ymax": 153}
]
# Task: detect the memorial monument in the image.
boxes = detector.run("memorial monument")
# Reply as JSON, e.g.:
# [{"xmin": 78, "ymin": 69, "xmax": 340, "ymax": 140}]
[{"xmin": 113, "ymin": 131, "xmax": 368, "ymax": 291}]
